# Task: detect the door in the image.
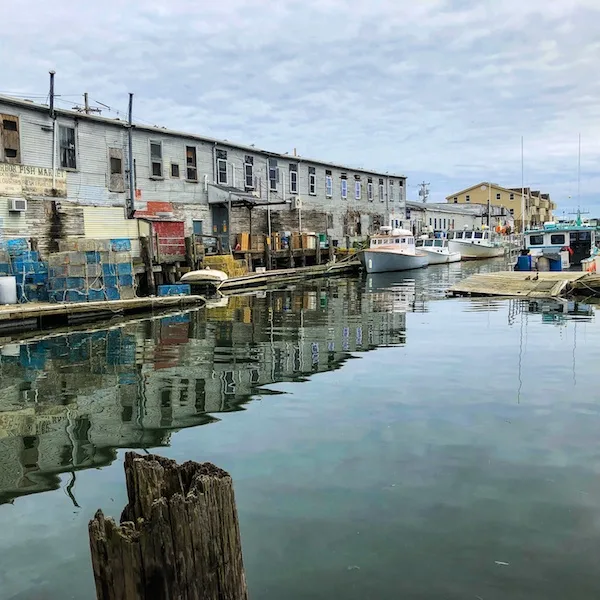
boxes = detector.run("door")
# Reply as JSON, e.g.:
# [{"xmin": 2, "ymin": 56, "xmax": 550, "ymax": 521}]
[
  {"xmin": 193, "ymin": 220, "xmax": 203, "ymax": 236},
  {"xmin": 569, "ymin": 231, "xmax": 592, "ymax": 265},
  {"xmin": 211, "ymin": 205, "xmax": 229, "ymax": 251}
]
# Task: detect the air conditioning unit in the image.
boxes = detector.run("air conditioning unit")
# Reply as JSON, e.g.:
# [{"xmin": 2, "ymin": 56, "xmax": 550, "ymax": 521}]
[
  {"xmin": 9, "ymin": 198, "xmax": 27, "ymax": 213},
  {"xmin": 293, "ymin": 197, "xmax": 302, "ymax": 210}
]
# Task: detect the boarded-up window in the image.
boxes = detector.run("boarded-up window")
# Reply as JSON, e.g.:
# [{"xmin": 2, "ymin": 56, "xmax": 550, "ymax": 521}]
[
  {"xmin": 1, "ymin": 115, "xmax": 20, "ymax": 163},
  {"xmin": 59, "ymin": 125, "xmax": 76, "ymax": 169},
  {"xmin": 108, "ymin": 148, "xmax": 125, "ymax": 192},
  {"xmin": 171, "ymin": 163, "xmax": 180, "ymax": 178},
  {"xmin": 186, "ymin": 146, "xmax": 198, "ymax": 181}
]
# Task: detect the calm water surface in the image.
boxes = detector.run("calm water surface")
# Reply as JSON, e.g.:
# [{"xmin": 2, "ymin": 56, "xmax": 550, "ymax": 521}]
[{"xmin": 1, "ymin": 259, "xmax": 600, "ymax": 599}]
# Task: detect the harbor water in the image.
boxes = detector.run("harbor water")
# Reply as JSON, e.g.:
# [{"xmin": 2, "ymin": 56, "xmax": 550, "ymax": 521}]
[{"xmin": 1, "ymin": 259, "xmax": 600, "ymax": 599}]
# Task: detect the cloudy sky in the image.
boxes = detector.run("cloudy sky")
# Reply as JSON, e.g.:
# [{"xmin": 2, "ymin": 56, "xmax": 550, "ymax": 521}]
[{"xmin": 3, "ymin": 0, "xmax": 600, "ymax": 212}]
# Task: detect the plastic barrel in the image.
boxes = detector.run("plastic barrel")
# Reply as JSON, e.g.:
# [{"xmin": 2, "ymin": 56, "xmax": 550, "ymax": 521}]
[{"xmin": 0, "ymin": 276, "xmax": 18, "ymax": 304}]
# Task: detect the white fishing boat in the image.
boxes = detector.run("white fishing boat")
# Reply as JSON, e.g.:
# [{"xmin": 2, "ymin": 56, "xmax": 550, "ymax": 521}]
[
  {"xmin": 416, "ymin": 238, "xmax": 461, "ymax": 264},
  {"xmin": 447, "ymin": 229, "xmax": 505, "ymax": 260},
  {"xmin": 360, "ymin": 228, "xmax": 428, "ymax": 273},
  {"xmin": 180, "ymin": 268, "xmax": 228, "ymax": 286}
]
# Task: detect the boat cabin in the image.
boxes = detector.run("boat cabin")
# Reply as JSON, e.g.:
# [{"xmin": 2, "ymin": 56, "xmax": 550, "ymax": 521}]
[
  {"xmin": 447, "ymin": 230, "xmax": 492, "ymax": 244},
  {"xmin": 416, "ymin": 239, "xmax": 446, "ymax": 249},
  {"xmin": 525, "ymin": 225, "xmax": 595, "ymax": 265},
  {"xmin": 370, "ymin": 228, "xmax": 415, "ymax": 249}
]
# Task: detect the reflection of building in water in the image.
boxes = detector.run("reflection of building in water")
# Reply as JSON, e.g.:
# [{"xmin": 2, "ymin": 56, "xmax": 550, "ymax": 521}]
[
  {"xmin": 0, "ymin": 278, "xmax": 406, "ymax": 504},
  {"xmin": 507, "ymin": 298, "xmax": 594, "ymax": 326}
]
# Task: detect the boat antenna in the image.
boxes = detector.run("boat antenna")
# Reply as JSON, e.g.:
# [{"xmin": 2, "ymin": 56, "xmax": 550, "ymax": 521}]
[
  {"xmin": 521, "ymin": 136, "xmax": 525, "ymax": 234},
  {"xmin": 577, "ymin": 133, "xmax": 582, "ymax": 226}
]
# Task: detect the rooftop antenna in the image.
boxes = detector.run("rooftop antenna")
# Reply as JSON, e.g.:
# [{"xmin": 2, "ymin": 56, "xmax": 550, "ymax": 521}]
[{"xmin": 72, "ymin": 92, "xmax": 101, "ymax": 115}]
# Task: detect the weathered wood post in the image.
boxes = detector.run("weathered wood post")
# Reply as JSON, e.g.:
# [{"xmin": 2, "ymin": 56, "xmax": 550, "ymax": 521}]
[
  {"xmin": 140, "ymin": 237, "xmax": 156, "ymax": 296},
  {"xmin": 88, "ymin": 452, "xmax": 248, "ymax": 600}
]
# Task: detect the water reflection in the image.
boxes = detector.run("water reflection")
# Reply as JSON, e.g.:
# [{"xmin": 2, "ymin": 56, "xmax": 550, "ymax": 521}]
[
  {"xmin": 0, "ymin": 275, "xmax": 595, "ymax": 506},
  {"xmin": 0, "ymin": 277, "xmax": 407, "ymax": 504}
]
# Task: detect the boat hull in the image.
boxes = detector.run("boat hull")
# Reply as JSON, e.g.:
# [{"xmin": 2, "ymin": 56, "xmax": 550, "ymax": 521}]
[
  {"xmin": 360, "ymin": 250, "xmax": 428, "ymax": 273},
  {"xmin": 421, "ymin": 249, "xmax": 462, "ymax": 265},
  {"xmin": 447, "ymin": 240, "xmax": 504, "ymax": 260},
  {"xmin": 180, "ymin": 269, "xmax": 228, "ymax": 284}
]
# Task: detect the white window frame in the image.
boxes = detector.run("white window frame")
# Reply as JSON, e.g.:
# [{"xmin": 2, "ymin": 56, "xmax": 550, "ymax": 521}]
[
  {"xmin": 509, "ymin": 193, "xmax": 514, "ymax": 200},
  {"xmin": 149, "ymin": 140, "xmax": 163, "ymax": 178},
  {"xmin": 217, "ymin": 158, "xmax": 228, "ymax": 185},
  {"xmin": 325, "ymin": 174, "xmax": 333, "ymax": 197},
  {"xmin": 465, "ymin": 194, "xmax": 470, "ymax": 203},
  {"xmin": 309, "ymin": 171, "xmax": 316, "ymax": 196},
  {"xmin": 389, "ymin": 181, "xmax": 394, "ymax": 201},
  {"xmin": 496, "ymin": 192, "xmax": 501, "ymax": 200},
  {"xmin": 290, "ymin": 169, "xmax": 298, "ymax": 194},
  {"xmin": 341, "ymin": 179, "xmax": 348, "ymax": 199},
  {"xmin": 244, "ymin": 162, "xmax": 254, "ymax": 189},
  {"xmin": 367, "ymin": 182, "xmax": 373, "ymax": 201},
  {"xmin": 269, "ymin": 160, "xmax": 278, "ymax": 191},
  {"xmin": 355, "ymin": 181, "xmax": 361, "ymax": 200},
  {"xmin": 379, "ymin": 183, "xmax": 384, "ymax": 202}
]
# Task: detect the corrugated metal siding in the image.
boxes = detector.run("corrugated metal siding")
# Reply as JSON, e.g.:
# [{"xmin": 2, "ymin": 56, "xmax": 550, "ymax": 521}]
[{"xmin": 83, "ymin": 206, "xmax": 143, "ymax": 256}]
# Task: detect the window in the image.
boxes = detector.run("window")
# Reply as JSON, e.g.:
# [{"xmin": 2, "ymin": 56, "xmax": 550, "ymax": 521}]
[
  {"xmin": 367, "ymin": 178, "xmax": 373, "ymax": 201},
  {"xmin": 171, "ymin": 163, "xmax": 180, "ymax": 178},
  {"xmin": 108, "ymin": 148, "xmax": 125, "ymax": 192},
  {"xmin": 509, "ymin": 208, "xmax": 514, "ymax": 216},
  {"xmin": 443, "ymin": 218, "xmax": 446, "ymax": 229},
  {"xmin": 578, "ymin": 231, "xmax": 591, "ymax": 242},
  {"xmin": 216, "ymin": 149, "xmax": 227, "ymax": 184},
  {"xmin": 529, "ymin": 234, "xmax": 544, "ymax": 246},
  {"xmin": 464, "ymin": 231, "xmax": 473, "ymax": 239},
  {"xmin": 308, "ymin": 166, "xmax": 316, "ymax": 195},
  {"xmin": 341, "ymin": 175, "xmax": 348, "ymax": 199},
  {"xmin": 465, "ymin": 195, "xmax": 470, "ymax": 202},
  {"xmin": 186, "ymin": 146, "xmax": 198, "ymax": 181},
  {"xmin": 390, "ymin": 180, "xmax": 394, "ymax": 201},
  {"xmin": 379, "ymin": 178, "xmax": 384, "ymax": 202},
  {"xmin": 269, "ymin": 158, "xmax": 278, "ymax": 191},
  {"xmin": 510, "ymin": 193, "xmax": 514, "ymax": 200},
  {"xmin": 496, "ymin": 193, "xmax": 501, "ymax": 200},
  {"xmin": 289, "ymin": 163, "xmax": 298, "ymax": 193},
  {"xmin": 355, "ymin": 178, "xmax": 361, "ymax": 200},
  {"xmin": 60, "ymin": 125, "xmax": 77, "ymax": 169},
  {"xmin": 429, "ymin": 218, "xmax": 432, "ymax": 226},
  {"xmin": 244, "ymin": 155, "xmax": 254, "ymax": 189},
  {"xmin": 453, "ymin": 196, "xmax": 458, "ymax": 203},
  {"xmin": 550, "ymin": 233, "xmax": 565, "ymax": 245},
  {"xmin": 455, "ymin": 231, "xmax": 464, "ymax": 239},
  {"xmin": 1, "ymin": 115, "xmax": 20, "ymax": 163},
  {"xmin": 474, "ymin": 231, "xmax": 483, "ymax": 239},
  {"xmin": 325, "ymin": 170, "xmax": 333, "ymax": 197}
]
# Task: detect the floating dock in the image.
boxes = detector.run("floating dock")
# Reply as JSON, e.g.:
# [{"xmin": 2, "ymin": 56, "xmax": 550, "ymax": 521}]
[
  {"xmin": 219, "ymin": 260, "xmax": 361, "ymax": 292},
  {"xmin": 448, "ymin": 271, "xmax": 600, "ymax": 299},
  {"xmin": 0, "ymin": 295, "xmax": 206, "ymax": 334}
]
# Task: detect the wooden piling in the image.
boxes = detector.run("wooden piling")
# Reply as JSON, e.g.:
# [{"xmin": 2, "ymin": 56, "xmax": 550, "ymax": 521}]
[
  {"xmin": 88, "ymin": 452, "xmax": 248, "ymax": 600},
  {"xmin": 140, "ymin": 237, "xmax": 156, "ymax": 296}
]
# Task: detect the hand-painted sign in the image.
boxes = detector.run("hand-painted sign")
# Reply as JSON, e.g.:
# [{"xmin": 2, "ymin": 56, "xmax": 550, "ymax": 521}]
[{"xmin": 0, "ymin": 163, "xmax": 67, "ymax": 197}]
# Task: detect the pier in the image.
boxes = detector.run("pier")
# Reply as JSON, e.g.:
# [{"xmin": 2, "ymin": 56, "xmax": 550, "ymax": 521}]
[{"xmin": 448, "ymin": 271, "xmax": 600, "ymax": 299}]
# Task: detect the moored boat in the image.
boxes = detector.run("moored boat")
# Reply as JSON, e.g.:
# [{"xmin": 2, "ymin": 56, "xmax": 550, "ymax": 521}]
[
  {"xmin": 447, "ymin": 229, "xmax": 505, "ymax": 260},
  {"xmin": 360, "ymin": 228, "xmax": 428, "ymax": 273},
  {"xmin": 416, "ymin": 237, "xmax": 461, "ymax": 264},
  {"xmin": 180, "ymin": 268, "xmax": 228, "ymax": 285}
]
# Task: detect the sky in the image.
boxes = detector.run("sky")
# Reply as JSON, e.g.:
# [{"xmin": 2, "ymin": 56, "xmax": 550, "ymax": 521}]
[{"xmin": 2, "ymin": 0, "xmax": 600, "ymax": 214}]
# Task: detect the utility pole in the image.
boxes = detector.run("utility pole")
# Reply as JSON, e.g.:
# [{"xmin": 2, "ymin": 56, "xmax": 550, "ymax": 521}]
[
  {"xmin": 72, "ymin": 93, "xmax": 101, "ymax": 115},
  {"xmin": 49, "ymin": 70, "xmax": 57, "ymax": 190},
  {"xmin": 418, "ymin": 181, "xmax": 430, "ymax": 203},
  {"xmin": 126, "ymin": 93, "xmax": 135, "ymax": 219}
]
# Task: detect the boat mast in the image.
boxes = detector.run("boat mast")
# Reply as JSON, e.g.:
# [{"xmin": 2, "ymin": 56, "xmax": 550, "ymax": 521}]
[
  {"xmin": 577, "ymin": 133, "xmax": 581, "ymax": 226},
  {"xmin": 487, "ymin": 181, "xmax": 491, "ymax": 229},
  {"xmin": 521, "ymin": 136, "xmax": 525, "ymax": 233}
]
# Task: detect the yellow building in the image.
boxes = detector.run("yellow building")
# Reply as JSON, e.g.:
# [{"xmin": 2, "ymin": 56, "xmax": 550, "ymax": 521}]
[{"xmin": 446, "ymin": 182, "xmax": 556, "ymax": 231}]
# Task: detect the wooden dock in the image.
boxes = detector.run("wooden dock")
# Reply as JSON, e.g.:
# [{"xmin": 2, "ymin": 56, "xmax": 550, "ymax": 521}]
[
  {"xmin": 448, "ymin": 271, "xmax": 600, "ymax": 299},
  {"xmin": 0, "ymin": 295, "xmax": 206, "ymax": 334},
  {"xmin": 219, "ymin": 260, "xmax": 361, "ymax": 292}
]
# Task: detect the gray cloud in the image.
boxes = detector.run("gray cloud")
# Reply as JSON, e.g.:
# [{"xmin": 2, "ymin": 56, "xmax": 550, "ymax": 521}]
[{"xmin": 3, "ymin": 0, "xmax": 600, "ymax": 209}]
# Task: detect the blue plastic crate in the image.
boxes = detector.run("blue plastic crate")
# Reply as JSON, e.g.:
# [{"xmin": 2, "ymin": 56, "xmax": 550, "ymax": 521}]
[
  {"xmin": 157, "ymin": 284, "xmax": 191, "ymax": 296},
  {"xmin": 116, "ymin": 263, "xmax": 132, "ymax": 275},
  {"xmin": 104, "ymin": 287, "xmax": 120, "ymax": 301},
  {"xmin": 118, "ymin": 275, "xmax": 134, "ymax": 287},
  {"xmin": 6, "ymin": 238, "xmax": 29, "ymax": 255},
  {"xmin": 86, "ymin": 251, "xmax": 101, "ymax": 264},
  {"xmin": 66, "ymin": 277, "xmax": 86, "ymax": 289},
  {"xmin": 88, "ymin": 288, "xmax": 106, "ymax": 302},
  {"xmin": 110, "ymin": 238, "xmax": 132, "ymax": 252},
  {"xmin": 50, "ymin": 277, "xmax": 67, "ymax": 291},
  {"xmin": 102, "ymin": 263, "xmax": 117, "ymax": 276}
]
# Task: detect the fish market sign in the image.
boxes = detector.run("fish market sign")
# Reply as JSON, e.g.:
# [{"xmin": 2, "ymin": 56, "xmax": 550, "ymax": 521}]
[{"xmin": 0, "ymin": 163, "xmax": 67, "ymax": 197}]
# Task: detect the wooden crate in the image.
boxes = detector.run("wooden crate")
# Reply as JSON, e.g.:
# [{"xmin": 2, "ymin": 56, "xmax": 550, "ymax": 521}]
[{"xmin": 238, "ymin": 232, "xmax": 250, "ymax": 252}]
